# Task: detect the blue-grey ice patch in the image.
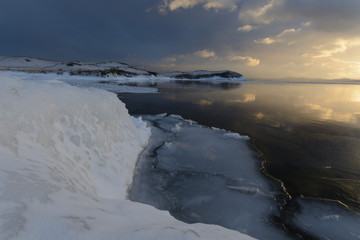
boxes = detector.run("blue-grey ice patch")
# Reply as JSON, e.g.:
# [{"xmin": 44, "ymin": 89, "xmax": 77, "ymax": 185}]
[
  {"xmin": 293, "ymin": 198, "xmax": 360, "ymax": 239},
  {"xmin": 130, "ymin": 114, "xmax": 292, "ymax": 240}
]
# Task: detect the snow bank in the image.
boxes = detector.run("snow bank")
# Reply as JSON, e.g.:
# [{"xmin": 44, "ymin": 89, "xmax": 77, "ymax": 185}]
[{"xmin": 0, "ymin": 72, "xmax": 255, "ymax": 240}]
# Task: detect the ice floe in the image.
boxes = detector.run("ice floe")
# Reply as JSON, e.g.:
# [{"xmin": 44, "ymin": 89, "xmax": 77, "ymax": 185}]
[{"xmin": 130, "ymin": 114, "xmax": 291, "ymax": 240}]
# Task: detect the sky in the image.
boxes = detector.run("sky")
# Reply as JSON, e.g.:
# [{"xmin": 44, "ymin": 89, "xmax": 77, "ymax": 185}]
[{"xmin": 1, "ymin": 0, "xmax": 360, "ymax": 79}]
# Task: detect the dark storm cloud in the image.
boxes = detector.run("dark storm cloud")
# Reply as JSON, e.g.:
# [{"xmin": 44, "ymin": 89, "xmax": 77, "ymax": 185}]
[
  {"xmin": 0, "ymin": 0, "xmax": 240, "ymax": 62},
  {"xmin": 1, "ymin": 0, "xmax": 360, "ymax": 78},
  {"xmin": 0, "ymin": 0, "xmax": 162, "ymax": 60}
]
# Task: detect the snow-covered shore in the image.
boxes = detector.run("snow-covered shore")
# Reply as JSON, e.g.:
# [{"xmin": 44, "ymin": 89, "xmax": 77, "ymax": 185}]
[
  {"xmin": 0, "ymin": 55, "xmax": 247, "ymax": 82},
  {"xmin": 0, "ymin": 71, "xmax": 255, "ymax": 240}
]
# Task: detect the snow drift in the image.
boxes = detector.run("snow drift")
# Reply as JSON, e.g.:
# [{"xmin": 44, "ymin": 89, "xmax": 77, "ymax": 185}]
[{"xmin": 0, "ymin": 72, "xmax": 255, "ymax": 240}]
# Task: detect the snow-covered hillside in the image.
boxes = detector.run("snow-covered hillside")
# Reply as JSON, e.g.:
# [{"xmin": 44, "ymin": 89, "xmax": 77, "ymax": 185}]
[
  {"xmin": 0, "ymin": 55, "xmax": 246, "ymax": 81},
  {"xmin": 0, "ymin": 55, "xmax": 155, "ymax": 77},
  {"xmin": 0, "ymin": 71, "xmax": 255, "ymax": 240},
  {"xmin": 161, "ymin": 70, "xmax": 246, "ymax": 80}
]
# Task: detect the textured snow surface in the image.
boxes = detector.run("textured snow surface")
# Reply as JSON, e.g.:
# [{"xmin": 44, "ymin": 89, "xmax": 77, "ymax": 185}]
[{"xmin": 0, "ymin": 72, "xmax": 255, "ymax": 240}]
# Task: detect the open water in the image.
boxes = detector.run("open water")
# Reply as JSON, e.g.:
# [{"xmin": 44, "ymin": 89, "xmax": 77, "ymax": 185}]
[{"xmin": 119, "ymin": 80, "xmax": 360, "ymax": 239}]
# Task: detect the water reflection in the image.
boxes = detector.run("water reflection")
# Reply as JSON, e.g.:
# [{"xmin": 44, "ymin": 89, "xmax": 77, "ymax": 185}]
[
  {"xmin": 120, "ymin": 82, "xmax": 360, "ymax": 211},
  {"xmin": 195, "ymin": 99, "xmax": 213, "ymax": 106},
  {"xmin": 227, "ymin": 93, "xmax": 256, "ymax": 103},
  {"xmin": 164, "ymin": 83, "xmax": 360, "ymax": 126}
]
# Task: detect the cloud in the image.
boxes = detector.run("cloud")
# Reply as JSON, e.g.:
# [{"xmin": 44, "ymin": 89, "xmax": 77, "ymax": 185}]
[
  {"xmin": 154, "ymin": 0, "xmax": 360, "ymax": 79},
  {"xmin": 160, "ymin": 0, "xmax": 204, "ymax": 12},
  {"xmin": 238, "ymin": 0, "xmax": 360, "ymax": 35},
  {"xmin": 254, "ymin": 28, "xmax": 299, "ymax": 45},
  {"xmin": 254, "ymin": 37, "xmax": 275, "ymax": 45},
  {"xmin": 236, "ymin": 24, "xmax": 255, "ymax": 32},
  {"xmin": 2, "ymin": 0, "xmax": 360, "ymax": 80},
  {"xmin": 312, "ymin": 39, "xmax": 360, "ymax": 58},
  {"xmin": 332, "ymin": 58, "xmax": 360, "ymax": 74},
  {"xmin": 203, "ymin": 1, "xmax": 238, "ymax": 11},
  {"xmin": 164, "ymin": 57, "xmax": 177, "ymax": 62},
  {"xmin": 238, "ymin": 0, "xmax": 283, "ymax": 24},
  {"xmin": 227, "ymin": 55, "xmax": 260, "ymax": 66},
  {"xmin": 159, "ymin": 51, "xmax": 260, "ymax": 74},
  {"xmin": 276, "ymin": 28, "xmax": 296, "ymax": 37},
  {"xmin": 159, "ymin": 0, "xmax": 239, "ymax": 13},
  {"xmin": 194, "ymin": 49, "xmax": 216, "ymax": 58}
]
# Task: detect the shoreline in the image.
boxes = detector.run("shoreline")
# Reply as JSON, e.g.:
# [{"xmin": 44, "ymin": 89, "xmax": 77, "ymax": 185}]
[{"xmin": 0, "ymin": 71, "xmax": 256, "ymax": 240}]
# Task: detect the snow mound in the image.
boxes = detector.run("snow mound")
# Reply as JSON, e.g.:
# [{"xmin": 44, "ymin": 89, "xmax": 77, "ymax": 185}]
[
  {"xmin": 0, "ymin": 72, "xmax": 149, "ymax": 200},
  {"xmin": 0, "ymin": 72, "xmax": 255, "ymax": 240}
]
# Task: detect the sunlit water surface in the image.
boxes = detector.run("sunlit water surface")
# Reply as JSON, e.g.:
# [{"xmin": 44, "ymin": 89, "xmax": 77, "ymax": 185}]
[{"xmin": 119, "ymin": 80, "xmax": 360, "ymax": 239}]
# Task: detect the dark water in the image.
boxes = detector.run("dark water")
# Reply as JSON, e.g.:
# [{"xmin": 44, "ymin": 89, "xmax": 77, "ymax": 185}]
[{"xmin": 119, "ymin": 81, "xmax": 360, "ymax": 212}]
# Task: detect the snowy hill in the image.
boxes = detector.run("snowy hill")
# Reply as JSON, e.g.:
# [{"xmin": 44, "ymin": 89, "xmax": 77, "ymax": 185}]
[
  {"xmin": 161, "ymin": 70, "xmax": 245, "ymax": 80},
  {"xmin": 0, "ymin": 55, "xmax": 156, "ymax": 77},
  {"xmin": 0, "ymin": 56, "xmax": 245, "ymax": 80}
]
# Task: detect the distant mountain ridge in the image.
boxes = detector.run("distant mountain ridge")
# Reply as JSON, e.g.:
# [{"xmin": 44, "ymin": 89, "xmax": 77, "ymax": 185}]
[
  {"xmin": 0, "ymin": 55, "xmax": 154, "ymax": 77},
  {"xmin": 162, "ymin": 70, "xmax": 243, "ymax": 80},
  {"xmin": 0, "ymin": 55, "xmax": 244, "ymax": 80}
]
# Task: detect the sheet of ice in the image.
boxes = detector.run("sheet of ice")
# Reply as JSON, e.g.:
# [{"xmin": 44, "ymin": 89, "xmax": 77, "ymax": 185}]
[
  {"xmin": 130, "ymin": 113, "xmax": 360, "ymax": 240},
  {"xmin": 292, "ymin": 198, "xmax": 360, "ymax": 239},
  {"xmin": 0, "ymin": 72, "xmax": 256, "ymax": 240},
  {"xmin": 130, "ymin": 114, "xmax": 292, "ymax": 240},
  {"xmin": 223, "ymin": 132, "xmax": 251, "ymax": 140}
]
